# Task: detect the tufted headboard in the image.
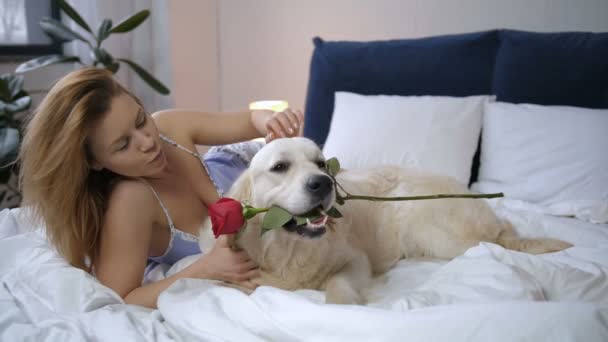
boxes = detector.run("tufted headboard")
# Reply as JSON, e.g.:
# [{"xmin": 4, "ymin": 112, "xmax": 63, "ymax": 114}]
[{"xmin": 303, "ymin": 29, "xmax": 608, "ymax": 184}]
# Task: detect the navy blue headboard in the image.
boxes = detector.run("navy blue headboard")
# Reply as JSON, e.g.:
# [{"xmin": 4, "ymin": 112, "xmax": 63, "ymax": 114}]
[
  {"xmin": 492, "ymin": 30, "xmax": 608, "ymax": 108},
  {"xmin": 303, "ymin": 29, "xmax": 608, "ymax": 183}
]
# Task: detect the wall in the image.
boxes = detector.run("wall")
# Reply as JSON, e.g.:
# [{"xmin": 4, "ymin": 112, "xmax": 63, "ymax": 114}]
[
  {"xmin": 170, "ymin": 0, "xmax": 608, "ymax": 112},
  {"xmin": 1, "ymin": 0, "xmax": 174, "ymax": 113},
  {"xmin": 6, "ymin": 0, "xmax": 607, "ymax": 112},
  {"xmin": 168, "ymin": 0, "xmax": 219, "ymax": 111}
]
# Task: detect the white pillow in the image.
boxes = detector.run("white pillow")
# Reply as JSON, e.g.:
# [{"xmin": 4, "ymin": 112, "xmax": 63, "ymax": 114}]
[
  {"xmin": 471, "ymin": 102, "xmax": 608, "ymax": 206},
  {"xmin": 322, "ymin": 92, "xmax": 494, "ymax": 185}
]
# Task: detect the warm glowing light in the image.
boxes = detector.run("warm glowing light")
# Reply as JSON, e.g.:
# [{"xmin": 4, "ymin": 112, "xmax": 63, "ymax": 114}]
[{"xmin": 249, "ymin": 100, "xmax": 289, "ymax": 112}]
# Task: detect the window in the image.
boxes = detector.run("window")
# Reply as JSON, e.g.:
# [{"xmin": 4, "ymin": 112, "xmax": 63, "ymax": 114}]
[{"xmin": 0, "ymin": 0, "xmax": 61, "ymax": 56}]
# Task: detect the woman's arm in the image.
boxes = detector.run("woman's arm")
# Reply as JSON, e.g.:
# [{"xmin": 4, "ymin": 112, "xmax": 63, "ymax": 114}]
[
  {"xmin": 95, "ymin": 181, "xmax": 259, "ymax": 309},
  {"xmin": 152, "ymin": 108, "xmax": 303, "ymax": 146},
  {"xmin": 122, "ymin": 236, "xmax": 259, "ymax": 308},
  {"xmin": 95, "ymin": 180, "xmax": 168, "ymax": 307}
]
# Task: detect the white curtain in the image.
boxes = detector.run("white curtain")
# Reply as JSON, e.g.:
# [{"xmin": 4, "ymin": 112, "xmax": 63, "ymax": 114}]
[{"xmin": 65, "ymin": 0, "xmax": 174, "ymax": 112}]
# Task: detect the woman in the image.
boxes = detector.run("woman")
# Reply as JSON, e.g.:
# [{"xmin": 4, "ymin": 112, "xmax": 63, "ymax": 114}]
[{"xmin": 18, "ymin": 68, "xmax": 303, "ymax": 309}]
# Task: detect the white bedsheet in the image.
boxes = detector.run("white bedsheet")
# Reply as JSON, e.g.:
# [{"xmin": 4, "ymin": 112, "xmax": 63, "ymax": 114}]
[{"xmin": 1, "ymin": 199, "xmax": 607, "ymax": 341}]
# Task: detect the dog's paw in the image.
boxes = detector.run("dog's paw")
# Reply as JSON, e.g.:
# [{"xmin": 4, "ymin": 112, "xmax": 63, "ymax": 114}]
[
  {"xmin": 525, "ymin": 238, "xmax": 573, "ymax": 254},
  {"xmin": 325, "ymin": 287, "xmax": 365, "ymax": 305},
  {"xmin": 538, "ymin": 239, "xmax": 573, "ymax": 253}
]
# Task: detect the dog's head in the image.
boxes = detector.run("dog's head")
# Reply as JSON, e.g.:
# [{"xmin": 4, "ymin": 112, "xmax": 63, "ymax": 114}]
[{"xmin": 228, "ymin": 137, "xmax": 335, "ymax": 238}]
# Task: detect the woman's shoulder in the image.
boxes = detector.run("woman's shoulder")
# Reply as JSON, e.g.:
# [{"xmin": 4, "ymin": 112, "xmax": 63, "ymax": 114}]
[
  {"xmin": 109, "ymin": 178, "xmax": 153, "ymax": 200},
  {"xmin": 151, "ymin": 110, "xmax": 192, "ymax": 146},
  {"xmin": 151, "ymin": 110, "xmax": 173, "ymax": 131},
  {"xmin": 97, "ymin": 180, "xmax": 160, "ymax": 285},
  {"xmin": 104, "ymin": 179, "xmax": 161, "ymax": 230}
]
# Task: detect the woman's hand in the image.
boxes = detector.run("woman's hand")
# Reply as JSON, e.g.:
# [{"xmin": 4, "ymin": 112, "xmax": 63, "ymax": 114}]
[
  {"xmin": 265, "ymin": 108, "xmax": 304, "ymax": 143},
  {"xmin": 251, "ymin": 108, "xmax": 304, "ymax": 143},
  {"xmin": 186, "ymin": 236, "xmax": 260, "ymax": 290}
]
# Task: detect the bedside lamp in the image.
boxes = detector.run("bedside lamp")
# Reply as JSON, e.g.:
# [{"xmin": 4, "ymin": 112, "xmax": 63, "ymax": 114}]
[
  {"xmin": 249, "ymin": 100, "xmax": 289, "ymax": 112},
  {"xmin": 249, "ymin": 101, "xmax": 289, "ymax": 143}
]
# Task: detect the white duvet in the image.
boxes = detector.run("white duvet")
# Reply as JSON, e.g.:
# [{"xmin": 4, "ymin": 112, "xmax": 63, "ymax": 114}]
[{"xmin": 1, "ymin": 199, "xmax": 607, "ymax": 342}]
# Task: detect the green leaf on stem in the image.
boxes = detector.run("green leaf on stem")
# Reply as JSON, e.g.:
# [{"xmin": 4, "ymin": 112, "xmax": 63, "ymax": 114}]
[
  {"xmin": 110, "ymin": 10, "xmax": 150, "ymax": 33},
  {"xmin": 326, "ymin": 157, "xmax": 340, "ymax": 176},
  {"xmin": 326, "ymin": 206, "xmax": 343, "ymax": 218},
  {"xmin": 261, "ymin": 206, "xmax": 292, "ymax": 232},
  {"xmin": 56, "ymin": 0, "xmax": 92, "ymax": 33},
  {"xmin": 0, "ymin": 128, "xmax": 19, "ymax": 166},
  {"xmin": 117, "ymin": 58, "xmax": 170, "ymax": 95},
  {"xmin": 0, "ymin": 77, "xmax": 11, "ymax": 102},
  {"xmin": 97, "ymin": 19, "xmax": 113, "ymax": 43},
  {"xmin": 106, "ymin": 62, "xmax": 120, "ymax": 74},
  {"xmin": 40, "ymin": 17, "xmax": 88, "ymax": 43},
  {"xmin": 0, "ymin": 166, "xmax": 12, "ymax": 184},
  {"xmin": 2, "ymin": 74, "xmax": 24, "ymax": 99},
  {"xmin": 93, "ymin": 48, "xmax": 114, "ymax": 66},
  {"xmin": 295, "ymin": 216, "xmax": 308, "ymax": 226},
  {"xmin": 15, "ymin": 55, "xmax": 81, "ymax": 73},
  {"xmin": 302, "ymin": 209, "xmax": 323, "ymax": 218},
  {"xmin": 1, "ymin": 96, "xmax": 31, "ymax": 114}
]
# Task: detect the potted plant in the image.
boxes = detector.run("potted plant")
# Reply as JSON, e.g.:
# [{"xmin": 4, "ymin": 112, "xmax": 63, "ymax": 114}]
[
  {"xmin": 16, "ymin": 0, "xmax": 170, "ymax": 95},
  {"xmin": 0, "ymin": 0, "xmax": 171, "ymax": 209},
  {"xmin": 0, "ymin": 73, "xmax": 31, "ymax": 208}
]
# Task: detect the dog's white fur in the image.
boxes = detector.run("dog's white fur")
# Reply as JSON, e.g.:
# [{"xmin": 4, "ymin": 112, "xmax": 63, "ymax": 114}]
[{"xmin": 199, "ymin": 138, "xmax": 571, "ymax": 304}]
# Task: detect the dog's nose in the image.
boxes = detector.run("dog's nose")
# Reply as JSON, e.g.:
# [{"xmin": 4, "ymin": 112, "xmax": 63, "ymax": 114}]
[{"xmin": 306, "ymin": 175, "xmax": 333, "ymax": 199}]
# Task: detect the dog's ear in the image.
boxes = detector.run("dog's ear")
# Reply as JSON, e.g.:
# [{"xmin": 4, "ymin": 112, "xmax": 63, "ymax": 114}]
[{"xmin": 226, "ymin": 169, "xmax": 252, "ymax": 201}]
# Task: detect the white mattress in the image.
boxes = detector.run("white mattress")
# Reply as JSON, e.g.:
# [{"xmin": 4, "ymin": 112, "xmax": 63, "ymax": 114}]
[{"xmin": 1, "ymin": 199, "xmax": 607, "ymax": 341}]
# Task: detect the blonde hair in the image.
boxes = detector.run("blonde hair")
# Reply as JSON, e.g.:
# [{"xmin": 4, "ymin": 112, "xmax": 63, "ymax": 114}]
[{"xmin": 19, "ymin": 68, "xmax": 138, "ymax": 272}]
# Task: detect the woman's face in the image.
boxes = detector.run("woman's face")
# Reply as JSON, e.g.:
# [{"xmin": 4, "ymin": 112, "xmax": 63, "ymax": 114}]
[{"xmin": 88, "ymin": 93, "xmax": 167, "ymax": 177}]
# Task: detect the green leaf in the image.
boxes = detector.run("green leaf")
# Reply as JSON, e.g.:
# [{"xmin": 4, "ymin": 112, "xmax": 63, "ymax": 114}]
[
  {"xmin": 93, "ymin": 48, "xmax": 114, "ymax": 66},
  {"xmin": 301, "ymin": 208, "xmax": 321, "ymax": 217},
  {"xmin": 110, "ymin": 10, "xmax": 150, "ymax": 33},
  {"xmin": 0, "ymin": 167, "xmax": 12, "ymax": 184},
  {"xmin": 56, "ymin": 0, "xmax": 92, "ymax": 33},
  {"xmin": 15, "ymin": 55, "xmax": 81, "ymax": 73},
  {"xmin": 97, "ymin": 19, "xmax": 113, "ymax": 43},
  {"xmin": 326, "ymin": 207, "xmax": 343, "ymax": 218},
  {"xmin": 0, "ymin": 74, "xmax": 24, "ymax": 100},
  {"xmin": 295, "ymin": 216, "xmax": 308, "ymax": 225},
  {"xmin": 106, "ymin": 62, "xmax": 120, "ymax": 74},
  {"xmin": 0, "ymin": 77, "xmax": 11, "ymax": 102},
  {"xmin": 0, "ymin": 128, "xmax": 19, "ymax": 166},
  {"xmin": 8, "ymin": 75, "xmax": 23, "ymax": 99},
  {"xmin": 301, "ymin": 208, "xmax": 323, "ymax": 218},
  {"xmin": 326, "ymin": 157, "xmax": 340, "ymax": 176},
  {"xmin": 40, "ymin": 17, "xmax": 88, "ymax": 43},
  {"xmin": 262, "ymin": 206, "xmax": 293, "ymax": 230},
  {"xmin": 12, "ymin": 90, "xmax": 29, "ymax": 100},
  {"xmin": 2, "ymin": 96, "xmax": 31, "ymax": 114},
  {"xmin": 1, "ymin": 97, "xmax": 31, "ymax": 115},
  {"xmin": 118, "ymin": 58, "xmax": 170, "ymax": 95}
]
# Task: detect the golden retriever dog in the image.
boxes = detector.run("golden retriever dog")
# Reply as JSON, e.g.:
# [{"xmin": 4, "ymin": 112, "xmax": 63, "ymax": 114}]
[{"xmin": 199, "ymin": 137, "xmax": 571, "ymax": 305}]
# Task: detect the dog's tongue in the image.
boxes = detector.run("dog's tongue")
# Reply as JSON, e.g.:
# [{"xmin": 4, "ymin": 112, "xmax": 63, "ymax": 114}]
[
  {"xmin": 305, "ymin": 214, "xmax": 328, "ymax": 229},
  {"xmin": 311, "ymin": 216, "xmax": 327, "ymax": 224}
]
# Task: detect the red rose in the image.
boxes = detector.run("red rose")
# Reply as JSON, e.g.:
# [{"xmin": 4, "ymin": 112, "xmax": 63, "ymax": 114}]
[{"xmin": 208, "ymin": 198, "xmax": 246, "ymax": 238}]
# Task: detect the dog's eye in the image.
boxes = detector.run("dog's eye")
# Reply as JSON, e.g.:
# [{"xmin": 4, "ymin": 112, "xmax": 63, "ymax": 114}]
[
  {"xmin": 316, "ymin": 160, "xmax": 326, "ymax": 169},
  {"xmin": 271, "ymin": 162, "xmax": 289, "ymax": 172}
]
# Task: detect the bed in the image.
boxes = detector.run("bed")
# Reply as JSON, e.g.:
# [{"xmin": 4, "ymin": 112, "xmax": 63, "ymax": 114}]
[{"xmin": 1, "ymin": 29, "xmax": 608, "ymax": 341}]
